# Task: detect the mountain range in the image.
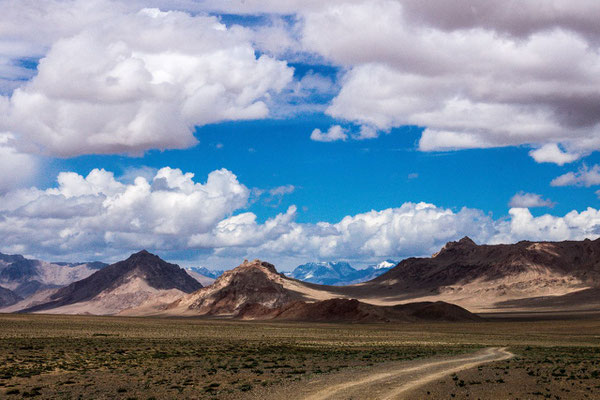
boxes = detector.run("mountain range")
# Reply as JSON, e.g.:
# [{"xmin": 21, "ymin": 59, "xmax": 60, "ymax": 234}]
[
  {"xmin": 334, "ymin": 236, "xmax": 600, "ymax": 312},
  {"xmin": 0, "ymin": 251, "xmax": 107, "ymax": 300},
  {"xmin": 124, "ymin": 259, "xmax": 478, "ymax": 322},
  {"xmin": 3, "ymin": 236, "xmax": 600, "ymax": 318},
  {"xmin": 288, "ymin": 260, "xmax": 396, "ymax": 285},
  {"xmin": 20, "ymin": 250, "xmax": 202, "ymax": 315}
]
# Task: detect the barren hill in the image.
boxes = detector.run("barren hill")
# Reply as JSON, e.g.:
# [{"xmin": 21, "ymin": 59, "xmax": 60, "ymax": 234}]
[
  {"xmin": 21, "ymin": 250, "xmax": 202, "ymax": 315},
  {"xmin": 184, "ymin": 269, "xmax": 217, "ymax": 287},
  {"xmin": 343, "ymin": 237, "xmax": 600, "ymax": 312},
  {"xmin": 127, "ymin": 259, "xmax": 479, "ymax": 322},
  {"xmin": 237, "ymin": 299, "xmax": 482, "ymax": 323},
  {"xmin": 139, "ymin": 259, "xmax": 336, "ymax": 317}
]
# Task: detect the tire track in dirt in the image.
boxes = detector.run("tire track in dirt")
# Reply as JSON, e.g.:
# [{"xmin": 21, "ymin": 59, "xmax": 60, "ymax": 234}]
[{"xmin": 302, "ymin": 347, "xmax": 513, "ymax": 400}]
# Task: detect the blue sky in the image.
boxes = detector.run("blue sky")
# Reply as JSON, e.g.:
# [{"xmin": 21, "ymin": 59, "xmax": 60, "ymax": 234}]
[
  {"xmin": 1, "ymin": 1, "xmax": 600, "ymax": 269},
  {"xmin": 50, "ymin": 117, "xmax": 600, "ymax": 225}
]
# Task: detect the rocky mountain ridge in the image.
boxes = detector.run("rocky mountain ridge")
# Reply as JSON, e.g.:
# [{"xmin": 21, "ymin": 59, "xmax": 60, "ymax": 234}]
[
  {"xmin": 7, "ymin": 236, "xmax": 600, "ymax": 317},
  {"xmin": 21, "ymin": 250, "xmax": 202, "ymax": 315},
  {"xmin": 132, "ymin": 259, "xmax": 480, "ymax": 322},
  {"xmin": 350, "ymin": 236, "xmax": 600, "ymax": 312}
]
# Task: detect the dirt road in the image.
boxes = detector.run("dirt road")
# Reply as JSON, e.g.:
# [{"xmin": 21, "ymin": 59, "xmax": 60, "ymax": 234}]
[{"xmin": 260, "ymin": 347, "xmax": 513, "ymax": 400}]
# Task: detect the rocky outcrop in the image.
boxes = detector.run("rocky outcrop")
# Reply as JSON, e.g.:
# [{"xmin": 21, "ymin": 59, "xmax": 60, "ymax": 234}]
[{"xmin": 169, "ymin": 259, "xmax": 305, "ymax": 316}]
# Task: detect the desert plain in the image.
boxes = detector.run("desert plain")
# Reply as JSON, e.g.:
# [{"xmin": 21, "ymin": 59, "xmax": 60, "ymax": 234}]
[{"xmin": 1, "ymin": 312, "xmax": 598, "ymax": 399}]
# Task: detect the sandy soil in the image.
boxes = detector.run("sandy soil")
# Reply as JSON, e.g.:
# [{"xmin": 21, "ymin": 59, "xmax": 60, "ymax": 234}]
[{"xmin": 255, "ymin": 347, "xmax": 513, "ymax": 400}]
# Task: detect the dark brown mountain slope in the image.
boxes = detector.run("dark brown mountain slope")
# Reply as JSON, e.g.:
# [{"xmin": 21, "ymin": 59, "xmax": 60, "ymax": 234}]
[
  {"xmin": 237, "ymin": 299, "xmax": 482, "ymax": 323},
  {"xmin": 160, "ymin": 259, "xmax": 311, "ymax": 316},
  {"xmin": 340, "ymin": 237, "xmax": 600, "ymax": 312},
  {"xmin": 131, "ymin": 259, "xmax": 479, "ymax": 322},
  {"xmin": 375, "ymin": 237, "xmax": 600, "ymax": 287}
]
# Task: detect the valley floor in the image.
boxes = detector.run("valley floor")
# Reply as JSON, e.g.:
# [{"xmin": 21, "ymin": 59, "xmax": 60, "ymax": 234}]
[{"xmin": 0, "ymin": 313, "xmax": 599, "ymax": 399}]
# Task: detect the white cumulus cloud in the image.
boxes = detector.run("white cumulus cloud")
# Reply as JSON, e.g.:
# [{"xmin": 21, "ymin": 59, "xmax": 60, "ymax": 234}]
[
  {"xmin": 551, "ymin": 164, "xmax": 600, "ymax": 187},
  {"xmin": 310, "ymin": 125, "xmax": 348, "ymax": 142},
  {"xmin": 508, "ymin": 192, "xmax": 555, "ymax": 209},
  {"xmin": 1, "ymin": 168, "xmax": 600, "ymax": 266},
  {"xmin": 493, "ymin": 207, "xmax": 600, "ymax": 244},
  {"xmin": 298, "ymin": 0, "xmax": 600, "ymax": 163},
  {"xmin": 1, "ymin": 3, "xmax": 293, "ymax": 156},
  {"xmin": 529, "ymin": 144, "xmax": 581, "ymax": 166},
  {"xmin": 202, "ymin": 202, "xmax": 600, "ymax": 265},
  {"xmin": 0, "ymin": 167, "xmax": 250, "ymax": 258}
]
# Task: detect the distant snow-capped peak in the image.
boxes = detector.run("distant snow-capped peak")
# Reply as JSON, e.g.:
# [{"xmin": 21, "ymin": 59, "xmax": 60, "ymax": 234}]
[{"xmin": 373, "ymin": 260, "xmax": 396, "ymax": 270}]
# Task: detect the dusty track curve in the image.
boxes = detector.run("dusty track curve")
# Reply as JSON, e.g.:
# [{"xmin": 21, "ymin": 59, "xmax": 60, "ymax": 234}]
[{"xmin": 300, "ymin": 347, "xmax": 513, "ymax": 400}]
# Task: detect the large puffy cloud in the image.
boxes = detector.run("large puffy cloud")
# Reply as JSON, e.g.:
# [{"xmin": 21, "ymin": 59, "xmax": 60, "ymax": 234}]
[
  {"xmin": 256, "ymin": 203, "xmax": 498, "ymax": 260},
  {"xmin": 190, "ymin": 202, "xmax": 600, "ymax": 265},
  {"xmin": 1, "ymin": 2, "xmax": 293, "ymax": 156},
  {"xmin": 191, "ymin": 202, "xmax": 496, "ymax": 259},
  {"xmin": 189, "ymin": 205, "xmax": 299, "ymax": 250},
  {"xmin": 0, "ymin": 167, "xmax": 250, "ymax": 258},
  {"xmin": 493, "ymin": 207, "xmax": 600, "ymax": 244},
  {"xmin": 6, "ymin": 0, "xmax": 600, "ymax": 161},
  {"xmin": 298, "ymin": 0, "xmax": 600, "ymax": 163},
  {"xmin": 242, "ymin": 205, "xmax": 600, "ymax": 266},
  {"xmin": 1, "ymin": 168, "xmax": 600, "ymax": 265}
]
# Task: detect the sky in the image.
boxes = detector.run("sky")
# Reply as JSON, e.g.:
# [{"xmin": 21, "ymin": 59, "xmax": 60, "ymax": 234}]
[{"xmin": 1, "ymin": 0, "xmax": 600, "ymax": 270}]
